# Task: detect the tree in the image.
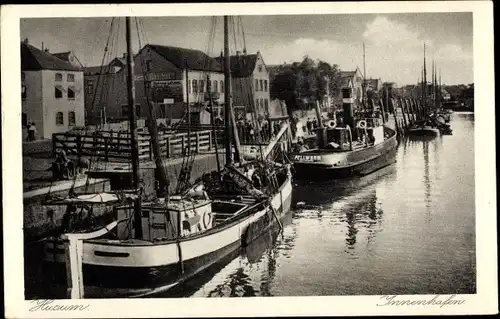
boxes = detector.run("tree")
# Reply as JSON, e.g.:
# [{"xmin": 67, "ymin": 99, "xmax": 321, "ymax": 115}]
[{"xmin": 270, "ymin": 56, "xmax": 342, "ymax": 113}]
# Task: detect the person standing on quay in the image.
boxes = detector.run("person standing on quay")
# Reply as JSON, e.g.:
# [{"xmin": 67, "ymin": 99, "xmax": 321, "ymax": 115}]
[{"xmin": 27, "ymin": 122, "xmax": 37, "ymax": 141}]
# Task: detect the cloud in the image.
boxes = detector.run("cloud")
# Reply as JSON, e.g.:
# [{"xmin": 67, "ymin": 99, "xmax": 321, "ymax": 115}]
[
  {"xmin": 435, "ymin": 44, "xmax": 472, "ymax": 61},
  {"xmin": 363, "ymin": 16, "xmax": 428, "ymax": 48},
  {"xmin": 261, "ymin": 37, "xmax": 362, "ymax": 72}
]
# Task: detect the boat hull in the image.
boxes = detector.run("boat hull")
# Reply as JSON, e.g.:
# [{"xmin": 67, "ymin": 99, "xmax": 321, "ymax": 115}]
[
  {"xmin": 291, "ymin": 127, "xmax": 398, "ymax": 180},
  {"xmin": 42, "ymin": 169, "xmax": 293, "ymax": 298},
  {"xmin": 407, "ymin": 126, "xmax": 440, "ymax": 136}
]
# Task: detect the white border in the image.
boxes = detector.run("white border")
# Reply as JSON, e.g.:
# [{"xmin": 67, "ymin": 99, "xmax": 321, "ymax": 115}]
[{"xmin": 2, "ymin": 2, "xmax": 497, "ymax": 317}]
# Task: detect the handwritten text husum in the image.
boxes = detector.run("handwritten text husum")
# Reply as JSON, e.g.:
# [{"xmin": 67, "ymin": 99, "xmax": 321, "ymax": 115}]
[
  {"xmin": 377, "ymin": 295, "xmax": 466, "ymax": 308},
  {"xmin": 29, "ymin": 299, "xmax": 90, "ymax": 312}
]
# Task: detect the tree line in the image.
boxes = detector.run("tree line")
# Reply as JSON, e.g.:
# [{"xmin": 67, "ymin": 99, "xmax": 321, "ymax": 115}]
[{"xmin": 269, "ymin": 55, "xmax": 343, "ymax": 116}]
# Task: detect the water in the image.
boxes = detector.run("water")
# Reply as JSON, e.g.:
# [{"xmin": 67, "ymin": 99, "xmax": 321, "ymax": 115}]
[{"xmin": 171, "ymin": 112, "xmax": 476, "ymax": 297}]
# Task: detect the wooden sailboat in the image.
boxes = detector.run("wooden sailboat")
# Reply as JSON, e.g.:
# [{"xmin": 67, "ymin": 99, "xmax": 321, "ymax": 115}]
[
  {"xmin": 42, "ymin": 16, "xmax": 292, "ymax": 299},
  {"xmin": 290, "ymin": 43, "xmax": 398, "ymax": 180}
]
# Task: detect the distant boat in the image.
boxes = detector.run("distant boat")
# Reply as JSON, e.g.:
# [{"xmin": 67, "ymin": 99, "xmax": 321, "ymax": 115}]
[{"xmin": 407, "ymin": 120, "xmax": 440, "ymax": 136}]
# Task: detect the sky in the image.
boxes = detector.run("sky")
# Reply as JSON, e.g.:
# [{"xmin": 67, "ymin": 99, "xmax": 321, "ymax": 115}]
[{"xmin": 20, "ymin": 13, "xmax": 473, "ymax": 86}]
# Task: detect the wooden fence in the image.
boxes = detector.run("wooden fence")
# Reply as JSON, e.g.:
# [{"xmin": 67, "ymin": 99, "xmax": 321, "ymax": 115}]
[{"xmin": 52, "ymin": 130, "xmax": 213, "ymax": 162}]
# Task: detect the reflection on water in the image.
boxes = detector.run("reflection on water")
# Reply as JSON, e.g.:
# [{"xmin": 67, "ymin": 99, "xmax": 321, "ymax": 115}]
[{"xmin": 177, "ymin": 112, "xmax": 474, "ymax": 297}]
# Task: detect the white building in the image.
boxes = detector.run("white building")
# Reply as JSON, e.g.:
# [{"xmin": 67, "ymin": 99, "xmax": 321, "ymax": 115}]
[{"xmin": 21, "ymin": 41, "xmax": 85, "ymax": 140}]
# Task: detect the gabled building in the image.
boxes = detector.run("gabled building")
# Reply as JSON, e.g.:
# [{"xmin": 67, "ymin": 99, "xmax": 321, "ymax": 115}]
[
  {"xmin": 52, "ymin": 51, "xmax": 84, "ymax": 69},
  {"xmin": 21, "ymin": 41, "xmax": 85, "ymax": 140},
  {"xmin": 215, "ymin": 51, "xmax": 270, "ymax": 119},
  {"xmin": 337, "ymin": 69, "xmax": 364, "ymax": 107}
]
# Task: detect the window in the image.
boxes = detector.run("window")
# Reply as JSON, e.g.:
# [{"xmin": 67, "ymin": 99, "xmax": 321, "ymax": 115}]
[
  {"xmin": 22, "ymin": 113, "xmax": 27, "ymax": 127},
  {"xmin": 192, "ymin": 80, "xmax": 198, "ymax": 93},
  {"xmin": 264, "ymin": 99, "xmax": 269, "ymax": 112},
  {"xmin": 145, "ymin": 60, "xmax": 152, "ymax": 72},
  {"xmin": 21, "ymin": 72, "xmax": 26, "ymax": 81},
  {"xmin": 199, "ymin": 80, "xmax": 205, "ymax": 93},
  {"xmin": 22, "ymin": 84, "xmax": 26, "ymax": 100},
  {"xmin": 122, "ymin": 104, "xmax": 141, "ymax": 117},
  {"xmin": 86, "ymin": 80, "xmax": 94, "ymax": 95},
  {"xmin": 256, "ymin": 99, "xmax": 260, "ymax": 111},
  {"xmin": 67, "ymin": 87, "xmax": 75, "ymax": 99},
  {"xmin": 160, "ymin": 104, "xmax": 167, "ymax": 117},
  {"xmin": 55, "ymin": 73, "xmax": 63, "ymax": 81},
  {"xmin": 67, "ymin": 74, "xmax": 75, "ymax": 82},
  {"xmin": 220, "ymin": 80, "xmax": 224, "ymax": 93},
  {"xmin": 255, "ymin": 79, "xmax": 259, "ymax": 91},
  {"xmin": 187, "ymin": 80, "xmax": 191, "ymax": 94},
  {"xmin": 258, "ymin": 65, "xmax": 263, "ymax": 72},
  {"xmin": 213, "ymin": 80, "xmax": 218, "ymax": 92},
  {"xmin": 260, "ymin": 80, "xmax": 264, "ymax": 91},
  {"xmin": 68, "ymin": 111, "xmax": 76, "ymax": 126},
  {"xmin": 264, "ymin": 80, "xmax": 268, "ymax": 92},
  {"xmin": 56, "ymin": 112, "xmax": 64, "ymax": 126},
  {"xmin": 55, "ymin": 86, "xmax": 63, "ymax": 99}
]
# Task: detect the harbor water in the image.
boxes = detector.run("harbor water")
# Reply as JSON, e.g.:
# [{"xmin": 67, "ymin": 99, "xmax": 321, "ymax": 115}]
[
  {"xmin": 25, "ymin": 112, "xmax": 475, "ymax": 298},
  {"xmin": 162, "ymin": 112, "xmax": 475, "ymax": 297}
]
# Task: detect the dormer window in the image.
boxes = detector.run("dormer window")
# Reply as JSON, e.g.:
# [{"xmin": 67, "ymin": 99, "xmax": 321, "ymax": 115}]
[
  {"xmin": 55, "ymin": 73, "xmax": 63, "ymax": 81},
  {"xmin": 67, "ymin": 74, "xmax": 75, "ymax": 82}
]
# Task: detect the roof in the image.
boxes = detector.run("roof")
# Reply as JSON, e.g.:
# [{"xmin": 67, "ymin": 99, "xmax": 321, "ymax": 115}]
[
  {"xmin": 52, "ymin": 51, "xmax": 71, "ymax": 61},
  {"xmin": 340, "ymin": 71, "xmax": 357, "ymax": 78},
  {"xmin": 21, "ymin": 43, "xmax": 82, "ymax": 72},
  {"xmin": 214, "ymin": 54, "xmax": 259, "ymax": 77},
  {"xmin": 147, "ymin": 44, "xmax": 221, "ymax": 72},
  {"xmin": 84, "ymin": 65, "xmax": 119, "ymax": 75}
]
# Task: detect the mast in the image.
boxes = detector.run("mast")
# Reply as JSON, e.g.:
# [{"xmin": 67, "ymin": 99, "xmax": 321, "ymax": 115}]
[
  {"xmin": 423, "ymin": 42, "xmax": 427, "ymax": 110},
  {"xmin": 362, "ymin": 42, "xmax": 367, "ymax": 110},
  {"xmin": 223, "ymin": 16, "xmax": 232, "ymax": 166},
  {"xmin": 125, "ymin": 17, "xmax": 143, "ymax": 239}
]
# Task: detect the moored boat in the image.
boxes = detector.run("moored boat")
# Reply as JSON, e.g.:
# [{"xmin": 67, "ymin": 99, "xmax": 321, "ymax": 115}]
[
  {"xmin": 291, "ymin": 114, "xmax": 397, "ymax": 180},
  {"xmin": 407, "ymin": 120, "xmax": 440, "ymax": 136}
]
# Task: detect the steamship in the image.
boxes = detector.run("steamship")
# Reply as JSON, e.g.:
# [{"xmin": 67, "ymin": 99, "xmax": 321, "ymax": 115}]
[{"xmin": 291, "ymin": 89, "xmax": 398, "ymax": 180}]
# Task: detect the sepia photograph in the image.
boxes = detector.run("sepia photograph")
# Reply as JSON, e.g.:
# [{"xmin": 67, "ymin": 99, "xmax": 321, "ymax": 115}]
[{"xmin": 2, "ymin": 1, "xmax": 497, "ymax": 318}]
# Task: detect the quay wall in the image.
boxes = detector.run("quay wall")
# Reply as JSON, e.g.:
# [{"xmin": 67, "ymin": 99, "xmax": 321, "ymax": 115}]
[
  {"xmin": 23, "ymin": 178, "xmax": 111, "ymax": 242},
  {"xmin": 23, "ymin": 152, "xmax": 226, "ymax": 241}
]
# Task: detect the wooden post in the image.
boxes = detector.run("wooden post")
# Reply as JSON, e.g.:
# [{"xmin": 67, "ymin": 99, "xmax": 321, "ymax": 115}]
[
  {"xmin": 399, "ymin": 98, "xmax": 408, "ymax": 130},
  {"xmin": 181, "ymin": 134, "xmax": 185, "ymax": 156},
  {"xmin": 379, "ymin": 98, "xmax": 386, "ymax": 124},
  {"xmin": 391, "ymin": 98, "xmax": 401, "ymax": 136},
  {"xmin": 62, "ymin": 235, "xmax": 84, "ymax": 299},
  {"xmin": 408, "ymin": 99, "xmax": 417, "ymax": 124},
  {"xmin": 166, "ymin": 135, "xmax": 171, "ymax": 158},
  {"xmin": 104, "ymin": 137, "xmax": 109, "ymax": 161},
  {"xmin": 195, "ymin": 131, "xmax": 200, "ymax": 153},
  {"xmin": 208, "ymin": 130, "xmax": 213, "ymax": 151},
  {"xmin": 149, "ymin": 138, "xmax": 153, "ymax": 161}
]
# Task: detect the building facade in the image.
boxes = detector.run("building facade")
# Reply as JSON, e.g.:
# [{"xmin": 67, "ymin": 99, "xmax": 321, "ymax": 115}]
[
  {"xmin": 21, "ymin": 42, "xmax": 85, "ymax": 140},
  {"xmin": 84, "ymin": 44, "xmax": 226, "ymax": 125},
  {"xmin": 216, "ymin": 51, "xmax": 270, "ymax": 120}
]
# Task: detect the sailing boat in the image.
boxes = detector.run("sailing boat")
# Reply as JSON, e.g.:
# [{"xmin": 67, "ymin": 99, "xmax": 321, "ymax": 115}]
[
  {"xmin": 290, "ymin": 43, "xmax": 398, "ymax": 179},
  {"xmin": 42, "ymin": 16, "xmax": 292, "ymax": 299}
]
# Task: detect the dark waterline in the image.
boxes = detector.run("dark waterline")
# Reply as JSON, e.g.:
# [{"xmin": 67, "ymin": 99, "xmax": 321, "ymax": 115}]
[
  {"xmin": 172, "ymin": 112, "xmax": 475, "ymax": 297},
  {"xmin": 25, "ymin": 113, "xmax": 475, "ymax": 298}
]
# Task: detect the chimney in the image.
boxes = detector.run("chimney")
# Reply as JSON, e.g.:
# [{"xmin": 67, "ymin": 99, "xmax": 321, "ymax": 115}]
[
  {"xmin": 44, "ymin": 48, "xmax": 49, "ymax": 53},
  {"xmin": 236, "ymin": 51, "xmax": 241, "ymax": 56},
  {"xmin": 23, "ymin": 38, "xmax": 29, "ymax": 44},
  {"xmin": 122, "ymin": 52, "xmax": 127, "ymax": 59}
]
